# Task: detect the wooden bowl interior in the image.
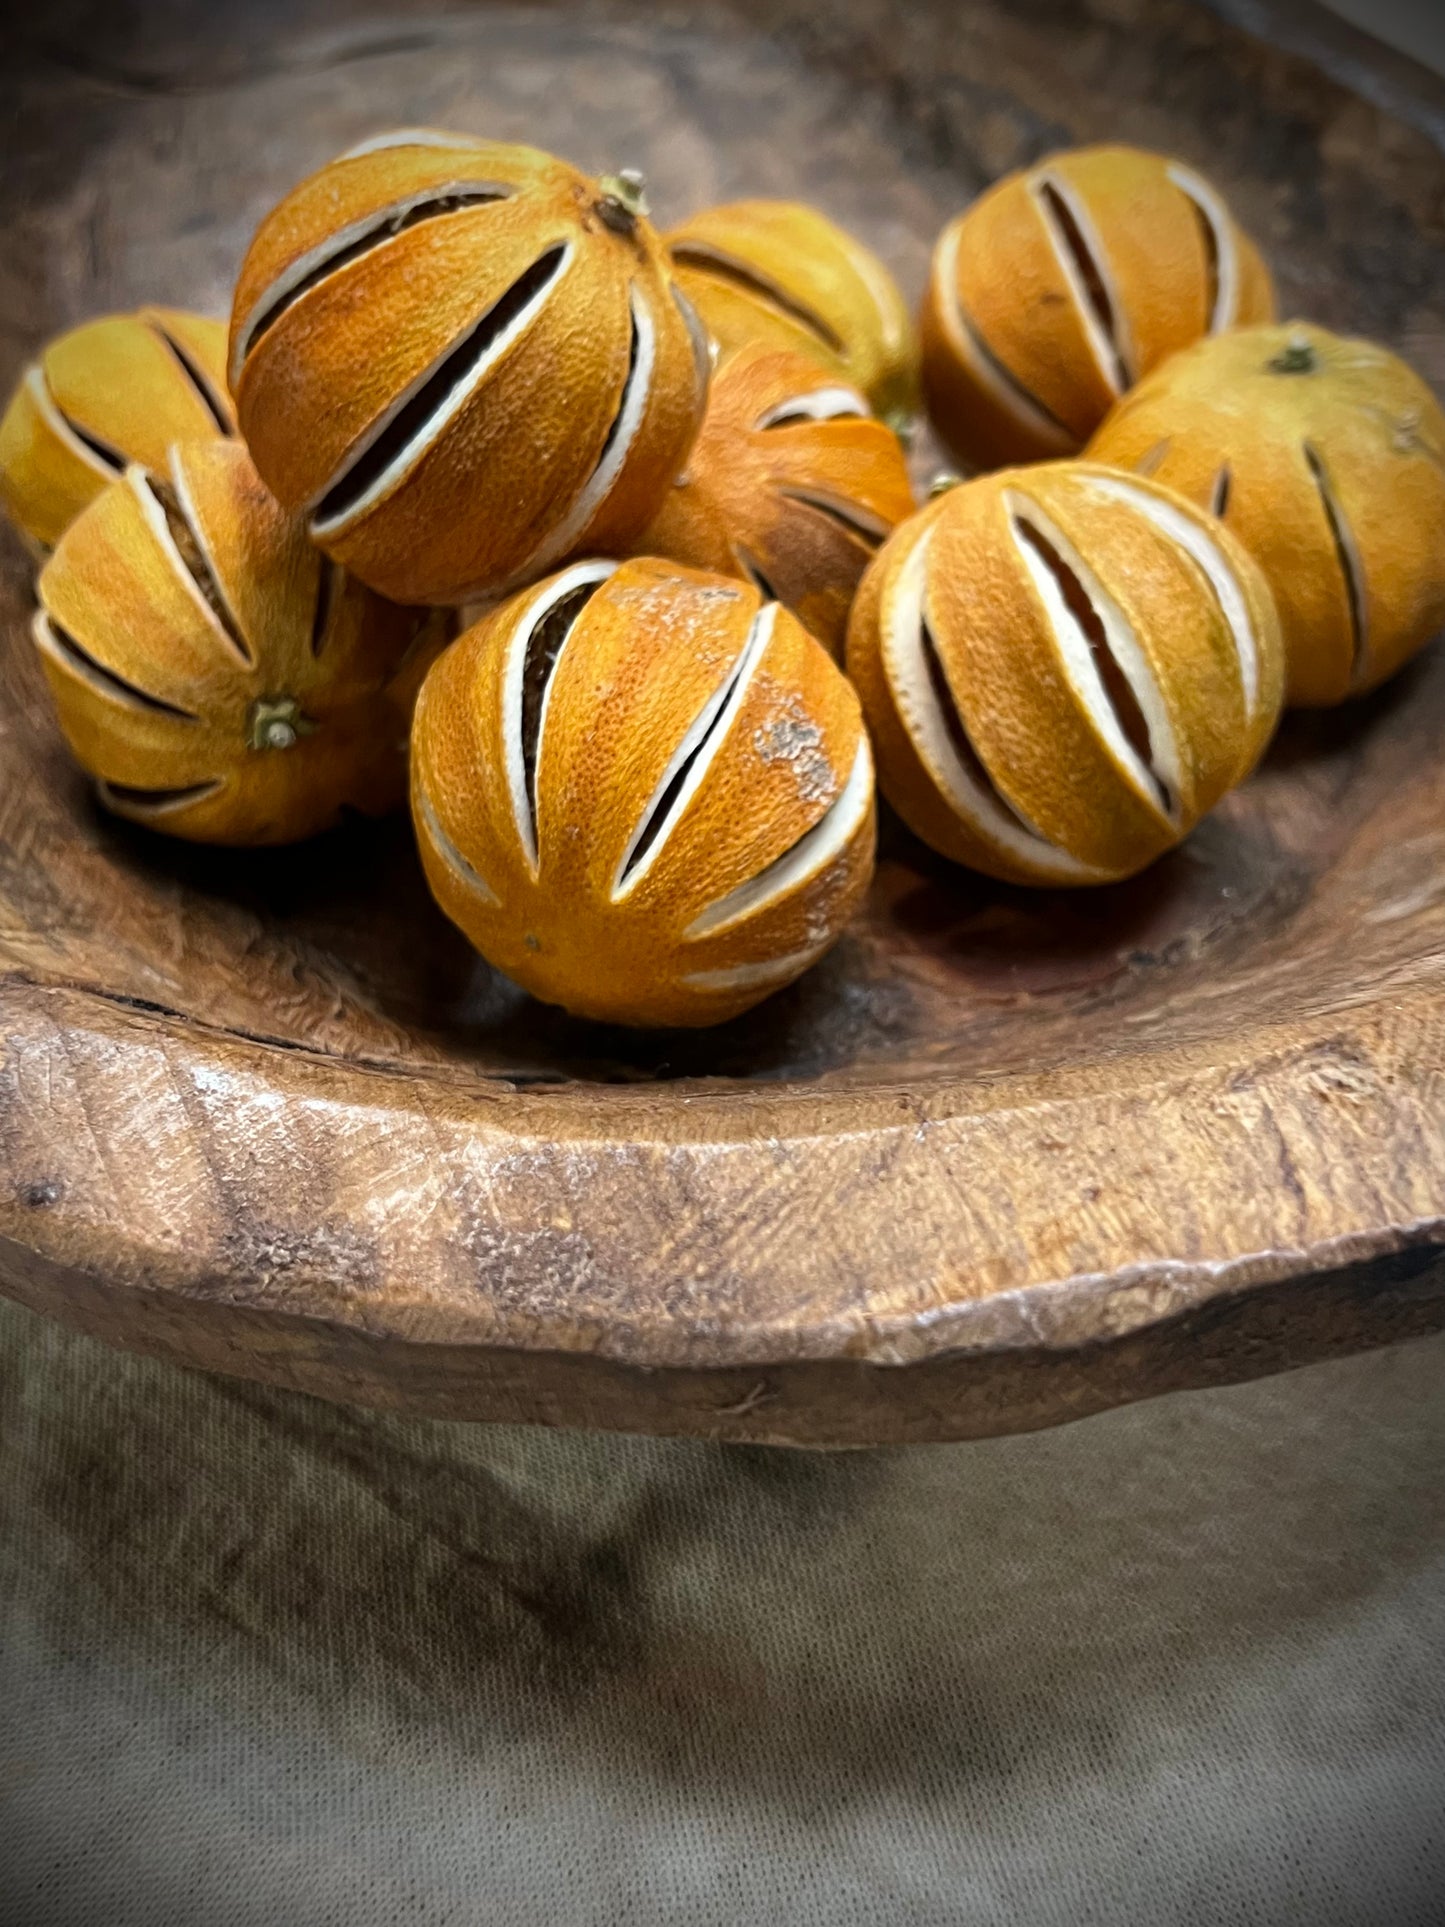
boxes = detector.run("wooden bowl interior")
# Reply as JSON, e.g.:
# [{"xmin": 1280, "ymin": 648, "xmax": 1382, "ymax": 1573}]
[{"xmin": 4, "ymin": 1, "xmax": 1445, "ymax": 1099}]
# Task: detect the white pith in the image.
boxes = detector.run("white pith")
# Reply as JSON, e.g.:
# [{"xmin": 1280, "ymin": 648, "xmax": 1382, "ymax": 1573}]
[
  {"xmin": 129, "ymin": 465, "xmax": 252, "ymax": 671},
  {"xmin": 31, "ymin": 609, "xmax": 174, "ymax": 718},
  {"xmin": 848, "ymin": 240, "xmax": 907, "ymax": 347},
  {"xmin": 882, "ymin": 524, "xmax": 1102, "ymax": 883},
  {"xmin": 671, "ymin": 282, "xmax": 712, "ymax": 398},
  {"xmin": 1029, "ymin": 170, "xmax": 1132, "ymax": 394},
  {"xmin": 338, "ymin": 129, "xmax": 486, "ymax": 160},
  {"xmin": 502, "ymin": 285, "xmax": 659, "ymax": 586},
  {"xmin": 756, "ymin": 386, "xmax": 868, "ymax": 427},
  {"xmin": 97, "ymin": 778, "xmax": 222, "ymax": 816},
  {"xmin": 26, "ymin": 367, "xmax": 118, "ymax": 483},
  {"xmin": 1166, "ymin": 164, "xmax": 1241, "ymax": 333},
  {"xmin": 680, "ymin": 945, "xmax": 829, "ymax": 993},
  {"xmin": 685, "ymin": 734, "xmax": 872, "ymax": 941},
  {"xmin": 1082, "ymin": 472, "xmax": 1262, "ymax": 720},
  {"xmin": 229, "ymin": 178, "xmax": 514, "ymax": 386},
  {"xmin": 307, "ymin": 242, "xmax": 573, "ymax": 539},
  {"xmin": 501, "ymin": 559, "xmax": 617, "ymax": 872},
  {"xmin": 166, "ymin": 455, "xmax": 255, "ymax": 668},
  {"xmin": 416, "ymin": 785, "xmax": 500, "ymax": 908},
  {"xmin": 1006, "ymin": 488, "xmax": 1181, "ymax": 822},
  {"xmin": 931, "ymin": 224, "xmax": 1075, "ymax": 452},
  {"xmin": 612, "ymin": 603, "xmax": 777, "ymax": 901}
]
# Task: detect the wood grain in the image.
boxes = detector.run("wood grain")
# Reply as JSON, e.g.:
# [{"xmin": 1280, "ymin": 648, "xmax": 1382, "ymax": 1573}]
[{"xmin": 0, "ymin": 0, "xmax": 1443, "ymax": 1443}]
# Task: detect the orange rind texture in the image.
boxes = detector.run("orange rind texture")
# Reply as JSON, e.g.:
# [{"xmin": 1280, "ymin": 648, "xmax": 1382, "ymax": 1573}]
[
  {"xmin": 0, "ymin": 307, "xmax": 234, "ymax": 556},
  {"xmin": 1089, "ymin": 321, "xmax": 1445, "ymax": 707},
  {"xmin": 230, "ymin": 130, "xmax": 709, "ymax": 605},
  {"xmin": 411, "ymin": 557, "xmax": 876, "ymax": 1026},
  {"xmin": 921, "ymin": 145, "xmax": 1275, "ymax": 472},
  {"xmin": 846, "ymin": 461, "xmax": 1284, "ymax": 886},
  {"xmin": 667, "ymin": 198, "xmax": 919, "ymax": 429},
  {"xmin": 635, "ymin": 343, "xmax": 915, "ymax": 658},
  {"xmin": 34, "ymin": 438, "xmax": 443, "ymax": 844}
]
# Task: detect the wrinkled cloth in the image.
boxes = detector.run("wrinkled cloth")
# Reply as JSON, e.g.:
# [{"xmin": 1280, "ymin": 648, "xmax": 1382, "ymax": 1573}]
[{"xmin": 2, "ymin": 1297, "xmax": 1443, "ymax": 1926}]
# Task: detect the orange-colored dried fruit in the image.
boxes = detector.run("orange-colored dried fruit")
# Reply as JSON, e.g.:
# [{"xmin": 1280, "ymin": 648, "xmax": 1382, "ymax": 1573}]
[
  {"xmin": 411, "ymin": 558, "xmax": 875, "ymax": 1026},
  {"xmin": 0, "ymin": 308, "xmax": 233, "ymax": 556},
  {"xmin": 667, "ymin": 199, "xmax": 918, "ymax": 429},
  {"xmin": 921, "ymin": 146, "xmax": 1275, "ymax": 471},
  {"xmin": 35, "ymin": 439, "xmax": 445, "ymax": 844},
  {"xmin": 230, "ymin": 133, "xmax": 708, "ymax": 605},
  {"xmin": 1089, "ymin": 321, "xmax": 1445, "ymax": 706},
  {"xmin": 635, "ymin": 343, "xmax": 915, "ymax": 658},
  {"xmin": 847, "ymin": 462, "xmax": 1283, "ymax": 885}
]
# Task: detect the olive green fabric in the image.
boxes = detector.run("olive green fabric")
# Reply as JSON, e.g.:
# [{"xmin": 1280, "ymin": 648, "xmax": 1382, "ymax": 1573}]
[{"xmin": 2, "ymin": 1297, "xmax": 1443, "ymax": 1925}]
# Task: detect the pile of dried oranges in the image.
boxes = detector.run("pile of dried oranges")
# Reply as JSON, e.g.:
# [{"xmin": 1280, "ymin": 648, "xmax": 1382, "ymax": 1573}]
[{"xmin": 4, "ymin": 134, "xmax": 1443, "ymax": 1026}]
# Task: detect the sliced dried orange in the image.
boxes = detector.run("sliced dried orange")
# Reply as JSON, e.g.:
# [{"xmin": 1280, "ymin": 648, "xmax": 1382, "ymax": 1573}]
[
  {"xmin": 922, "ymin": 146, "xmax": 1274, "ymax": 471},
  {"xmin": 230, "ymin": 133, "xmax": 709, "ymax": 605},
  {"xmin": 411, "ymin": 558, "xmax": 875, "ymax": 1025},
  {"xmin": 635, "ymin": 343, "xmax": 915, "ymax": 658},
  {"xmin": 846, "ymin": 462, "xmax": 1283, "ymax": 884},
  {"xmin": 35, "ymin": 439, "xmax": 444, "ymax": 844},
  {"xmin": 0, "ymin": 307, "xmax": 233, "ymax": 556},
  {"xmin": 667, "ymin": 199, "xmax": 918, "ymax": 429},
  {"xmin": 1089, "ymin": 322, "xmax": 1445, "ymax": 706}
]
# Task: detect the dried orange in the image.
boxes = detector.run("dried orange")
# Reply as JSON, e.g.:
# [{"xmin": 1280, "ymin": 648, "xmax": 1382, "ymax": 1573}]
[
  {"xmin": 634, "ymin": 343, "xmax": 915, "ymax": 658},
  {"xmin": 34, "ymin": 439, "xmax": 444, "ymax": 844},
  {"xmin": 0, "ymin": 308, "xmax": 233, "ymax": 557},
  {"xmin": 229, "ymin": 131, "xmax": 708, "ymax": 606},
  {"xmin": 846, "ymin": 461, "xmax": 1283, "ymax": 885},
  {"xmin": 921, "ymin": 146, "xmax": 1275, "ymax": 472},
  {"xmin": 1088, "ymin": 321, "xmax": 1445, "ymax": 707},
  {"xmin": 667, "ymin": 199, "xmax": 918, "ymax": 429},
  {"xmin": 411, "ymin": 557, "xmax": 875, "ymax": 1026}
]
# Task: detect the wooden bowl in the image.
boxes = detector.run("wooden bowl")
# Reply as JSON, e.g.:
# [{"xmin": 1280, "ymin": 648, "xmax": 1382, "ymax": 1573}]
[{"xmin": 2, "ymin": 0, "xmax": 1444, "ymax": 1445}]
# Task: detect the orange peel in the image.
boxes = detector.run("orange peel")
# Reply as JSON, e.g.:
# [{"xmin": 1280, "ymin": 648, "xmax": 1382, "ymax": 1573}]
[
  {"xmin": 1089, "ymin": 321, "xmax": 1445, "ymax": 706},
  {"xmin": 921, "ymin": 145, "xmax": 1274, "ymax": 471},
  {"xmin": 846, "ymin": 461, "xmax": 1284, "ymax": 884},
  {"xmin": 0, "ymin": 307, "xmax": 233, "ymax": 556},
  {"xmin": 636, "ymin": 342, "xmax": 915, "ymax": 658},
  {"xmin": 667, "ymin": 198, "xmax": 918, "ymax": 429},
  {"xmin": 35, "ymin": 439, "xmax": 444, "ymax": 844},
  {"xmin": 230, "ymin": 131, "xmax": 708, "ymax": 604},
  {"xmin": 411, "ymin": 557, "xmax": 875, "ymax": 1025}
]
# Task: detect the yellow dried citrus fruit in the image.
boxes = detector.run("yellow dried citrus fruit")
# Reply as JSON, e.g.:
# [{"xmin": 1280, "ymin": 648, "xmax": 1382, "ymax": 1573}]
[
  {"xmin": 634, "ymin": 342, "xmax": 915, "ymax": 659},
  {"xmin": 229, "ymin": 131, "xmax": 708, "ymax": 606},
  {"xmin": 846, "ymin": 461, "xmax": 1283, "ymax": 885},
  {"xmin": 34, "ymin": 438, "xmax": 445, "ymax": 845},
  {"xmin": 0, "ymin": 307, "xmax": 234, "ymax": 557},
  {"xmin": 411, "ymin": 557, "xmax": 875, "ymax": 1026},
  {"xmin": 1088, "ymin": 321, "xmax": 1445, "ymax": 707},
  {"xmin": 921, "ymin": 145, "xmax": 1275, "ymax": 472},
  {"xmin": 667, "ymin": 199, "xmax": 918, "ymax": 430}
]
